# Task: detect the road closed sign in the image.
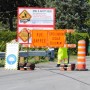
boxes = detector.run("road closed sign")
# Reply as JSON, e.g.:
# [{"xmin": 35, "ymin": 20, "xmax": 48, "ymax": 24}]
[
  {"xmin": 32, "ymin": 30, "xmax": 48, "ymax": 47},
  {"xmin": 31, "ymin": 30, "xmax": 66, "ymax": 47},
  {"xmin": 48, "ymin": 30, "xmax": 66, "ymax": 47}
]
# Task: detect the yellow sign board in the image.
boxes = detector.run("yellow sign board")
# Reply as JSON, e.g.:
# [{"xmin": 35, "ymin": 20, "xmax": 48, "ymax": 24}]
[
  {"xmin": 18, "ymin": 28, "xmax": 29, "ymax": 42},
  {"xmin": 19, "ymin": 10, "xmax": 32, "ymax": 20}
]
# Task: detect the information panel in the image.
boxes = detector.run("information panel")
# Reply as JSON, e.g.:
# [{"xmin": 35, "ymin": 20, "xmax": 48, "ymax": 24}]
[
  {"xmin": 18, "ymin": 7, "xmax": 55, "ymax": 27},
  {"xmin": 5, "ymin": 43, "xmax": 19, "ymax": 70},
  {"xmin": 17, "ymin": 7, "xmax": 55, "ymax": 44}
]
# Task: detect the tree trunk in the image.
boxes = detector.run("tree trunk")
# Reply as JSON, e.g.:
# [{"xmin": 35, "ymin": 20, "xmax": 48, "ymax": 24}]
[{"xmin": 9, "ymin": 15, "xmax": 13, "ymax": 31}]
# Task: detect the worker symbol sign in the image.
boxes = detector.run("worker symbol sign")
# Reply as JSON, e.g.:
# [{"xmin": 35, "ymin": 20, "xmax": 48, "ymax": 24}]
[{"xmin": 19, "ymin": 10, "xmax": 32, "ymax": 23}]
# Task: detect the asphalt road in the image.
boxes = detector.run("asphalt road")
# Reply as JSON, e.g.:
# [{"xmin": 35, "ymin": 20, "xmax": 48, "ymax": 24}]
[{"xmin": 0, "ymin": 56, "xmax": 90, "ymax": 90}]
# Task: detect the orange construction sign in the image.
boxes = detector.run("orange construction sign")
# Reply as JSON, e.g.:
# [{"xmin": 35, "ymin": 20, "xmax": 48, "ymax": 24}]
[
  {"xmin": 32, "ymin": 30, "xmax": 48, "ymax": 47},
  {"xmin": 31, "ymin": 30, "xmax": 66, "ymax": 47},
  {"xmin": 48, "ymin": 30, "xmax": 66, "ymax": 47},
  {"xmin": 18, "ymin": 29, "xmax": 66, "ymax": 47}
]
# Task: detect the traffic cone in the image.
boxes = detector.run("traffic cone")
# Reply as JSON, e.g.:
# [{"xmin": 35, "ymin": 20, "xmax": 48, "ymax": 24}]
[{"xmin": 76, "ymin": 40, "xmax": 87, "ymax": 71}]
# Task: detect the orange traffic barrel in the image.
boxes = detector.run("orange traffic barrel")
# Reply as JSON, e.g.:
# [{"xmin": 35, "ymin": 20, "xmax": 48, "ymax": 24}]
[{"xmin": 76, "ymin": 40, "xmax": 87, "ymax": 70}]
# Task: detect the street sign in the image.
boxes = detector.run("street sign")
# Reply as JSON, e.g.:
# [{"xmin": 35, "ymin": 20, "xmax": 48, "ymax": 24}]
[
  {"xmin": 18, "ymin": 27, "xmax": 32, "ymax": 44},
  {"xmin": 31, "ymin": 30, "xmax": 66, "ymax": 47},
  {"xmin": 18, "ymin": 28, "xmax": 29, "ymax": 42},
  {"xmin": 32, "ymin": 30, "xmax": 48, "ymax": 47},
  {"xmin": 5, "ymin": 43, "xmax": 19, "ymax": 70},
  {"xmin": 19, "ymin": 10, "xmax": 32, "ymax": 23},
  {"xmin": 17, "ymin": 7, "xmax": 55, "ymax": 44},
  {"xmin": 48, "ymin": 30, "xmax": 66, "ymax": 47},
  {"xmin": 18, "ymin": 7, "xmax": 55, "ymax": 27}
]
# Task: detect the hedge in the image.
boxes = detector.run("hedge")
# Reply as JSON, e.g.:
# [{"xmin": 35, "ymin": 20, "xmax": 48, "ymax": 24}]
[
  {"xmin": 66, "ymin": 32, "xmax": 89, "ymax": 55},
  {"xmin": 0, "ymin": 31, "xmax": 16, "ymax": 51}
]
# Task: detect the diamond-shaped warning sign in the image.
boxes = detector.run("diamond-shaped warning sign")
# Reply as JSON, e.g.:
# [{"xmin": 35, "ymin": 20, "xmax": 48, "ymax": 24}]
[
  {"xmin": 18, "ymin": 28, "xmax": 29, "ymax": 42},
  {"xmin": 19, "ymin": 10, "xmax": 32, "ymax": 23},
  {"xmin": 19, "ymin": 10, "xmax": 32, "ymax": 20}
]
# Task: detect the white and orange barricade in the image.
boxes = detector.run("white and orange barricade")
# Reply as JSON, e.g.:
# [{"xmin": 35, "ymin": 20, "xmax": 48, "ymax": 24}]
[
  {"xmin": 64, "ymin": 44, "xmax": 76, "ymax": 48},
  {"xmin": 76, "ymin": 40, "xmax": 87, "ymax": 70},
  {"xmin": 66, "ymin": 29, "xmax": 75, "ymax": 33}
]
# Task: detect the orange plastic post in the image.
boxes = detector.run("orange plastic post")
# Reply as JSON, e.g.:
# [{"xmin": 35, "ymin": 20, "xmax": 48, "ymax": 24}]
[{"xmin": 76, "ymin": 40, "xmax": 87, "ymax": 70}]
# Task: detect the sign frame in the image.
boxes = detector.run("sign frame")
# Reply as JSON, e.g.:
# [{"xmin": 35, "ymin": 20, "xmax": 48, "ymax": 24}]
[{"xmin": 17, "ymin": 7, "xmax": 55, "ymax": 28}]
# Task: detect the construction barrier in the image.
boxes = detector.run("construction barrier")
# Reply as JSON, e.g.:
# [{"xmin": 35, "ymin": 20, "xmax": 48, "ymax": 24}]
[
  {"xmin": 66, "ymin": 29, "xmax": 75, "ymax": 33},
  {"xmin": 60, "ymin": 64, "xmax": 75, "ymax": 71},
  {"xmin": 64, "ymin": 44, "xmax": 76, "ymax": 48},
  {"xmin": 76, "ymin": 40, "xmax": 87, "ymax": 70}
]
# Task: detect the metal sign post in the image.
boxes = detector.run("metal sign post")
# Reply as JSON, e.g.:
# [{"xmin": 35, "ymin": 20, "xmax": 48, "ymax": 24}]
[
  {"xmin": 68, "ymin": 33, "xmax": 71, "ymax": 64},
  {"xmin": 26, "ymin": 32, "xmax": 29, "ymax": 63}
]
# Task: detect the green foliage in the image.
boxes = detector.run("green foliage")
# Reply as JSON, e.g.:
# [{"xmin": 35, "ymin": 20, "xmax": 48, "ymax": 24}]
[
  {"xmin": 0, "ymin": 30, "xmax": 89, "ymax": 55},
  {"xmin": 0, "ymin": 0, "xmax": 90, "ymax": 32},
  {"xmin": 24, "ymin": 56, "xmax": 49, "ymax": 64},
  {"xmin": 45, "ymin": 0, "xmax": 90, "ymax": 33},
  {"xmin": 66, "ymin": 32, "xmax": 89, "ymax": 55},
  {"xmin": 0, "ymin": 59, "xmax": 5, "ymax": 67},
  {"xmin": 0, "ymin": 31, "xmax": 16, "ymax": 51}
]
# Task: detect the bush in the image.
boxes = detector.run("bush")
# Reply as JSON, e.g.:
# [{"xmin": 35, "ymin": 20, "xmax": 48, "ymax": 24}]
[
  {"xmin": 0, "ymin": 31, "xmax": 16, "ymax": 51},
  {"xmin": 66, "ymin": 32, "xmax": 89, "ymax": 55}
]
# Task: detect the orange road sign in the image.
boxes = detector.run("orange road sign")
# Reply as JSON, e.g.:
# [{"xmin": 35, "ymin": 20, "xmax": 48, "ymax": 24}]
[
  {"xmin": 31, "ymin": 30, "xmax": 65, "ymax": 47},
  {"xmin": 18, "ymin": 29, "xmax": 76, "ymax": 48},
  {"xmin": 32, "ymin": 30, "xmax": 48, "ymax": 47},
  {"xmin": 48, "ymin": 30, "xmax": 65, "ymax": 47}
]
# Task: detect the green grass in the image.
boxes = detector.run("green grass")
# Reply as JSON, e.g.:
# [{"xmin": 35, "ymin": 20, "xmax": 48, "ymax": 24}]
[{"xmin": 0, "ymin": 59, "xmax": 5, "ymax": 67}]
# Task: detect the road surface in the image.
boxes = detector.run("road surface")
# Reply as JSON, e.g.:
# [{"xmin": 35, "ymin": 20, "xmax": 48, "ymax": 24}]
[{"xmin": 0, "ymin": 56, "xmax": 90, "ymax": 90}]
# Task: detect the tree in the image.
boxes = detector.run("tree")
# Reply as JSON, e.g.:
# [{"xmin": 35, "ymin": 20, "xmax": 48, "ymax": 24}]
[
  {"xmin": 0, "ymin": 0, "xmax": 39, "ymax": 31},
  {"xmin": 0, "ymin": 0, "xmax": 21, "ymax": 31},
  {"xmin": 44, "ymin": 0, "xmax": 90, "ymax": 33},
  {"xmin": 0, "ymin": 0, "xmax": 90, "ymax": 33}
]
